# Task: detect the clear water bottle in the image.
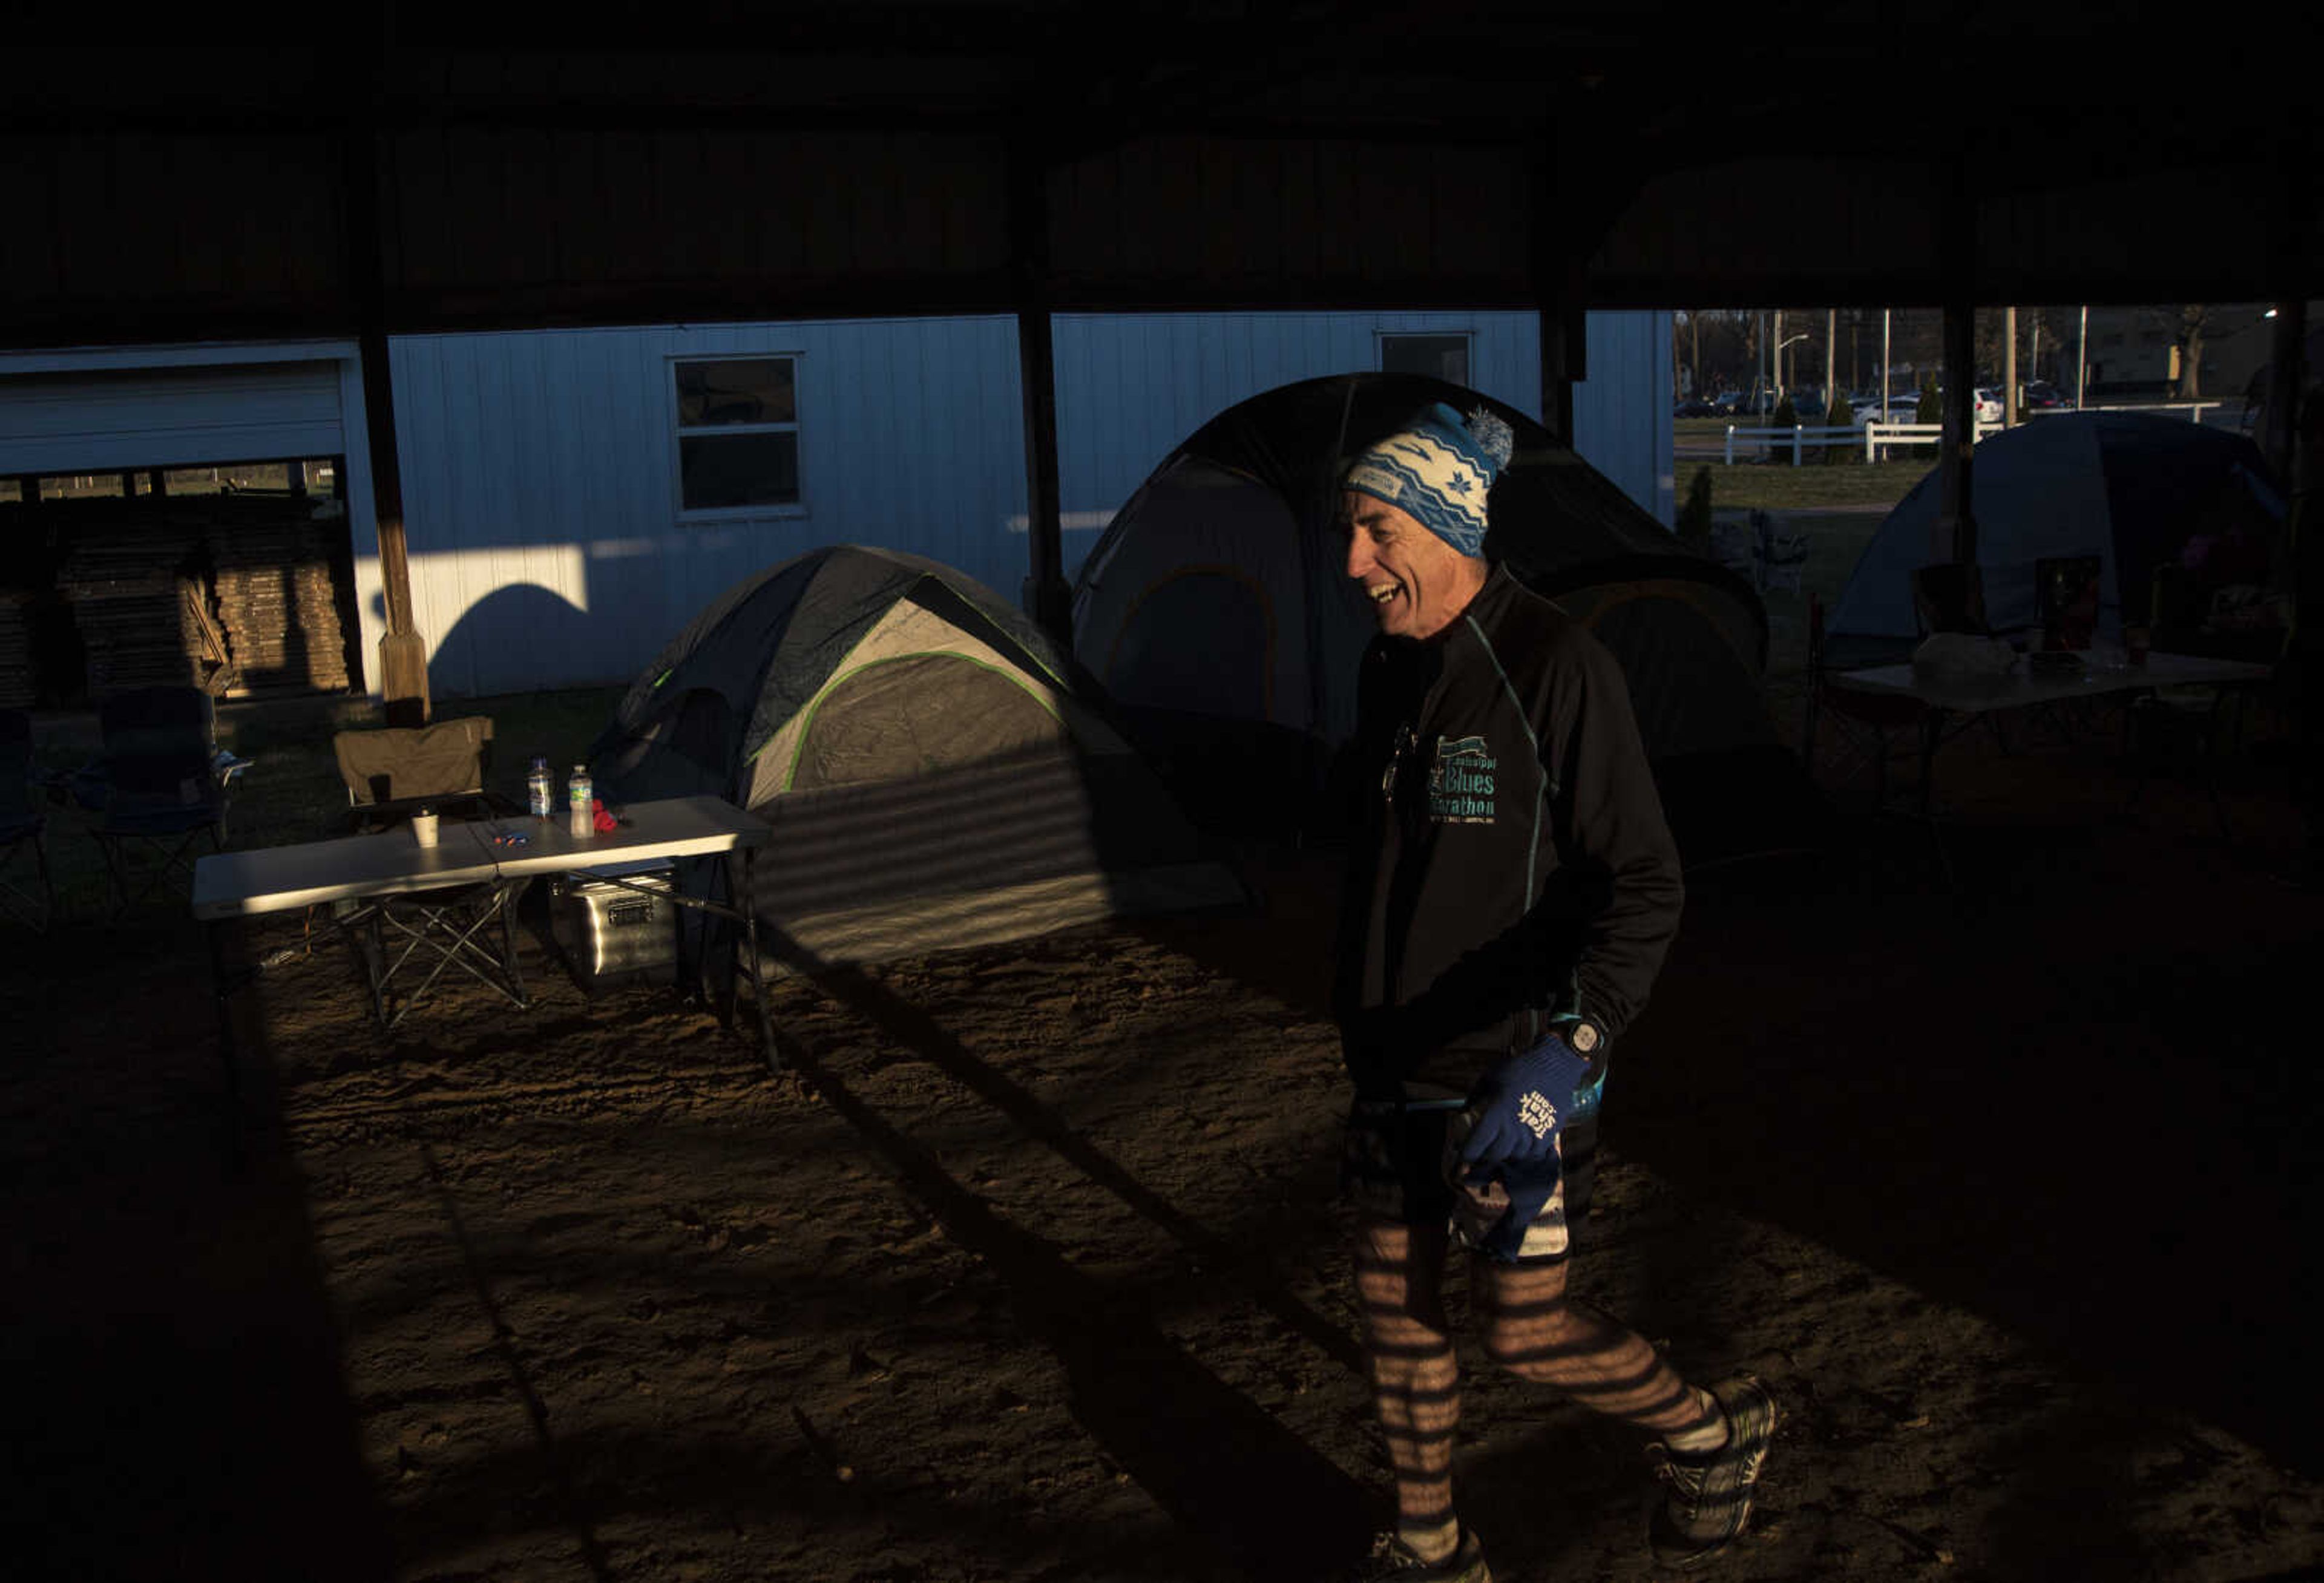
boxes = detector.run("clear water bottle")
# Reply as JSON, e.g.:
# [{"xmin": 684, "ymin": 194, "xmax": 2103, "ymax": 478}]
[
  {"xmin": 567, "ymin": 764, "xmax": 593, "ymax": 836},
  {"xmin": 527, "ymin": 756, "xmax": 553, "ymax": 819}
]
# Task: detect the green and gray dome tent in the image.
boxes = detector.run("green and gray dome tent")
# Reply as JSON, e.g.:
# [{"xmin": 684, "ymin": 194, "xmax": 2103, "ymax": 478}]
[
  {"xmin": 1071, "ymin": 373, "xmax": 1824, "ymax": 869},
  {"xmin": 589, "ymin": 545, "xmax": 1244, "ymax": 972}
]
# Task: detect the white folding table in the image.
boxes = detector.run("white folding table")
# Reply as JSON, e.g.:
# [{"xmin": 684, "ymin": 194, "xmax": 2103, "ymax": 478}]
[
  {"xmin": 1824, "ymin": 650, "xmax": 2276, "ymax": 816},
  {"xmin": 194, "ymin": 796, "xmax": 780, "ymax": 1136}
]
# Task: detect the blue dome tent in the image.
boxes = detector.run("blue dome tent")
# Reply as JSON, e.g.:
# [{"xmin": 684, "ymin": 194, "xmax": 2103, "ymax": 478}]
[{"xmin": 1828, "ymin": 413, "xmax": 2287, "ymax": 658}]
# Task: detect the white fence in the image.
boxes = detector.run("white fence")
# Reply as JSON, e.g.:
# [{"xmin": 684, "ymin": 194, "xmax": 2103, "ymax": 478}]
[
  {"xmin": 2031, "ymin": 401, "xmax": 2231, "ymax": 425},
  {"xmin": 1724, "ymin": 421, "xmax": 2005, "ymax": 465},
  {"xmin": 1725, "ymin": 400, "xmax": 2238, "ymax": 466}
]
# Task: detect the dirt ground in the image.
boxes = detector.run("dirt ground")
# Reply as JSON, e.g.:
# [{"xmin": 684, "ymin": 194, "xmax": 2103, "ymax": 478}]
[{"xmin": 6, "ymin": 724, "xmax": 2323, "ymax": 1583}]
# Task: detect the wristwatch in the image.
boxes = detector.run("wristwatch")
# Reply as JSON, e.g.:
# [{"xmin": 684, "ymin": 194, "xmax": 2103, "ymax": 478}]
[{"xmin": 1552, "ymin": 1013, "xmax": 1607, "ymax": 1058}]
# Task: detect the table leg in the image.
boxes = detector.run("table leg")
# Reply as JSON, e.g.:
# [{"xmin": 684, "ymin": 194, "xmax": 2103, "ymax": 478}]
[
  {"xmin": 741, "ymin": 848, "xmax": 780, "ymax": 1075},
  {"xmin": 1919, "ymin": 709, "xmax": 1946, "ymax": 817},
  {"xmin": 499, "ymin": 878, "xmax": 528, "ymax": 1001}
]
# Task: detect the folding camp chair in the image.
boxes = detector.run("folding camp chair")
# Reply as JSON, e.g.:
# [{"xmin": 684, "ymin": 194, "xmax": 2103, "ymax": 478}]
[
  {"xmin": 73, "ymin": 686, "xmax": 231, "ymax": 919},
  {"xmin": 0, "ymin": 709, "xmax": 55, "ymax": 932},
  {"xmin": 329, "ymin": 715, "xmax": 525, "ymax": 1023},
  {"xmin": 1756, "ymin": 520, "xmax": 1811, "ymax": 594},
  {"xmin": 331, "ymin": 715, "xmax": 503, "ymax": 833}
]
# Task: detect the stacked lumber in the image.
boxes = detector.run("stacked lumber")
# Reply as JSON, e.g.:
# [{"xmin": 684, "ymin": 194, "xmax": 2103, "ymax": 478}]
[
  {"xmin": 210, "ymin": 517, "xmax": 350, "ymax": 695},
  {"xmin": 0, "ymin": 593, "xmax": 35, "ymax": 709},
  {"xmin": 181, "ymin": 578, "xmax": 237, "ymax": 696},
  {"xmin": 57, "ymin": 519, "xmax": 207, "ymax": 695}
]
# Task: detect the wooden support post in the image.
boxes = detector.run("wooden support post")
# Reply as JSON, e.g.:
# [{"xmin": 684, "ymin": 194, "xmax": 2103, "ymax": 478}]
[
  {"xmin": 345, "ymin": 113, "xmax": 429, "ymax": 724},
  {"xmin": 1527, "ymin": 149, "xmax": 1586, "ymax": 444},
  {"xmin": 1008, "ymin": 143, "xmax": 1071, "ymax": 647}
]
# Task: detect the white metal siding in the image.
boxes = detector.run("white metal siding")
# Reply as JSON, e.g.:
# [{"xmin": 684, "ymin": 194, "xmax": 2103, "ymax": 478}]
[
  {"xmin": 387, "ymin": 318, "xmax": 1028, "ymax": 699},
  {"xmin": 1051, "ymin": 310, "xmax": 1547, "ymax": 578},
  {"xmin": 383, "ymin": 311, "xmax": 1670, "ymax": 699},
  {"xmin": 0, "ymin": 358, "xmax": 345, "ymax": 475},
  {"xmin": 1571, "ymin": 310, "xmax": 1676, "ymax": 526},
  {"xmin": 1055, "ymin": 309, "xmax": 1672, "ymax": 567}
]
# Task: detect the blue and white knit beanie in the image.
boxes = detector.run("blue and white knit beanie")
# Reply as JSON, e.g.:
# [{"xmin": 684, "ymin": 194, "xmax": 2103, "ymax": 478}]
[{"xmin": 1343, "ymin": 402, "xmax": 1517, "ymax": 558}]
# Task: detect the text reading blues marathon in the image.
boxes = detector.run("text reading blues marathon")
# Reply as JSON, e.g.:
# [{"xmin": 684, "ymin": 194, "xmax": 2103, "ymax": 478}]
[{"xmin": 1430, "ymin": 735, "xmax": 1498, "ymax": 825}]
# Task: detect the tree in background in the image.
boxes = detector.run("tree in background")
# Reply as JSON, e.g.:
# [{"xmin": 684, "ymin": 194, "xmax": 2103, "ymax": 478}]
[
  {"xmin": 2173, "ymin": 304, "xmax": 2211, "ymax": 399},
  {"xmin": 1822, "ymin": 389, "xmax": 1855, "ymax": 463},
  {"xmin": 1914, "ymin": 374, "xmax": 1943, "ymax": 457},
  {"xmin": 1677, "ymin": 467, "xmax": 1714, "ymax": 549},
  {"xmin": 1771, "ymin": 392, "xmax": 1799, "ymax": 464}
]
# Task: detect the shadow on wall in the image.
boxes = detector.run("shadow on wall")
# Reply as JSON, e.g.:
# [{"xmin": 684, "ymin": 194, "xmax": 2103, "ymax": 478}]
[{"xmin": 374, "ymin": 585, "xmax": 597, "ymax": 702}]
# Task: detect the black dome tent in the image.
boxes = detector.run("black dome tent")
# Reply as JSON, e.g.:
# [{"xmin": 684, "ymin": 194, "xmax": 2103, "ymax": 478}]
[
  {"xmin": 589, "ymin": 545, "xmax": 1244, "ymax": 972},
  {"xmin": 1069, "ymin": 373, "xmax": 1821, "ymax": 868}
]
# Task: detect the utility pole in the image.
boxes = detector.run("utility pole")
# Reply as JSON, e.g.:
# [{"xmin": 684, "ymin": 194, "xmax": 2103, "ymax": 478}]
[
  {"xmin": 1772, "ymin": 308, "xmax": 1785, "ymax": 401},
  {"xmin": 2078, "ymin": 304, "xmax": 2089, "ymax": 408},
  {"xmin": 1882, "ymin": 308, "xmax": 1892, "ymax": 417},
  {"xmin": 1825, "ymin": 307, "xmax": 1837, "ymax": 413},
  {"xmin": 2004, "ymin": 306, "xmax": 2019, "ymax": 425}
]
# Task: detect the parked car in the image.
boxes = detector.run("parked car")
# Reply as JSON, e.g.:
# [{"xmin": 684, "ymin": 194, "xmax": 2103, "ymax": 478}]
[
  {"xmin": 1974, "ymin": 387, "xmax": 2004, "ymax": 424},
  {"xmin": 2024, "ymin": 379, "xmax": 2072, "ymax": 410},
  {"xmin": 1675, "ymin": 398, "xmax": 1721, "ymax": 418}
]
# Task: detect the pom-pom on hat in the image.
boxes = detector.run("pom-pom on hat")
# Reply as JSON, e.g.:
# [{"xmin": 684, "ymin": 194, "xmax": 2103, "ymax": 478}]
[{"xmin": 1342, "ymin": 402, "xmax": 1516, "ymax": 558}]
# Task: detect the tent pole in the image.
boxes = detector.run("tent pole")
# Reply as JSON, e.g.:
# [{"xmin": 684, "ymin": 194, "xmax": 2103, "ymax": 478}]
[{"xmin": 1009, "ymin": 142, "xmax": 1072, "ymax": 647}]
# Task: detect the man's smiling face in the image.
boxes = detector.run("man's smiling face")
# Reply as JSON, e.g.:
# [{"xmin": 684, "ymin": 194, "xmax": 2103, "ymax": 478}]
[{"xmin": 1341, "ymin": 490, "xmax": 1486, "ymax": 640}]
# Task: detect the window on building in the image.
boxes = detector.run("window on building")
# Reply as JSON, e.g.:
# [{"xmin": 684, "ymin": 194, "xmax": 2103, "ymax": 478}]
[
  {"xmin": 1379, "ymin": 333, "xmax": 1471, "ymax": 386},
  {"xmin": 674, "ymin": 356, "xmax": 801, "ymax": 513}
]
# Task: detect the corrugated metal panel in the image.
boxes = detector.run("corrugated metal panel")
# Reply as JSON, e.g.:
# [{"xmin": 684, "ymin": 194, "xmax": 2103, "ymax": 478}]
[
  {"xmin": 0, "ymin": 359, "xmax": 344, "ymax": 474},
  {"xmin": 1047, "ymin": 136, "xmax": 1534, "ymax": 306},
  {"xmin": 382, "ymin": 126, "xmax": 1013, "ymax": 303},
  {"xmin": 1, "ymin": 130, "xmax": 345, "ymax": 339}
]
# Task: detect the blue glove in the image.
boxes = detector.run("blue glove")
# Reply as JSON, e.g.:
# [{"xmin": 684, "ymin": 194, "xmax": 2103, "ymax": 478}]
[
  {"xmin": 1475, "ymin": 1151, "xmax": 1563, "ymax": 1262},
  {"xmin": 1459, "ymin": 1035, "xmax": 1593, "ymax": 1171}
]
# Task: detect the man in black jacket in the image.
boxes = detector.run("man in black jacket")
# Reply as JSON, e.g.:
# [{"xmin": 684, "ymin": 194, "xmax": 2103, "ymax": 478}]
[{"xmin": 1334, "ymin": 404, "xmax": 1775, "ymax": 1581}]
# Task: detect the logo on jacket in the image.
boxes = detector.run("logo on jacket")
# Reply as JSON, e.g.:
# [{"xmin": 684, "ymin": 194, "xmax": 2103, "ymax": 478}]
[{"xmin": 1428, "ymin": 735, "xmax": 1497, "ymax": 824}]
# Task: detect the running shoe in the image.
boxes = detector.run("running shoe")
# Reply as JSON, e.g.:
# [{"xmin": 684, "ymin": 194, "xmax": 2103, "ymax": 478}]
[
  {"xmin": 1648, "ymin": 1374, "xmax": 1777, "ymax": 1568},
  {"xmin": 1356, "ymin": 1525, "xmax": 1491, "ymax": 1581}
]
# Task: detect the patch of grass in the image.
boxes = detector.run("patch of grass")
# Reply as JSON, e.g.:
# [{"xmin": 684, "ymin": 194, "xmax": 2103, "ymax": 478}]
[
  {"xmin": 24, "ymin": 685, "xmax": 628, "ymax": 926},
  {"xmin": 1679, "ymin": 458, "xmax": 1928, "ymax": 512}
]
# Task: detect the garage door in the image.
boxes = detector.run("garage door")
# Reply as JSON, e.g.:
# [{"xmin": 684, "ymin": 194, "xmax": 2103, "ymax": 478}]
[{"xmin": 0, "ymin": 358, "xmax": 344, "ymax": 475}]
